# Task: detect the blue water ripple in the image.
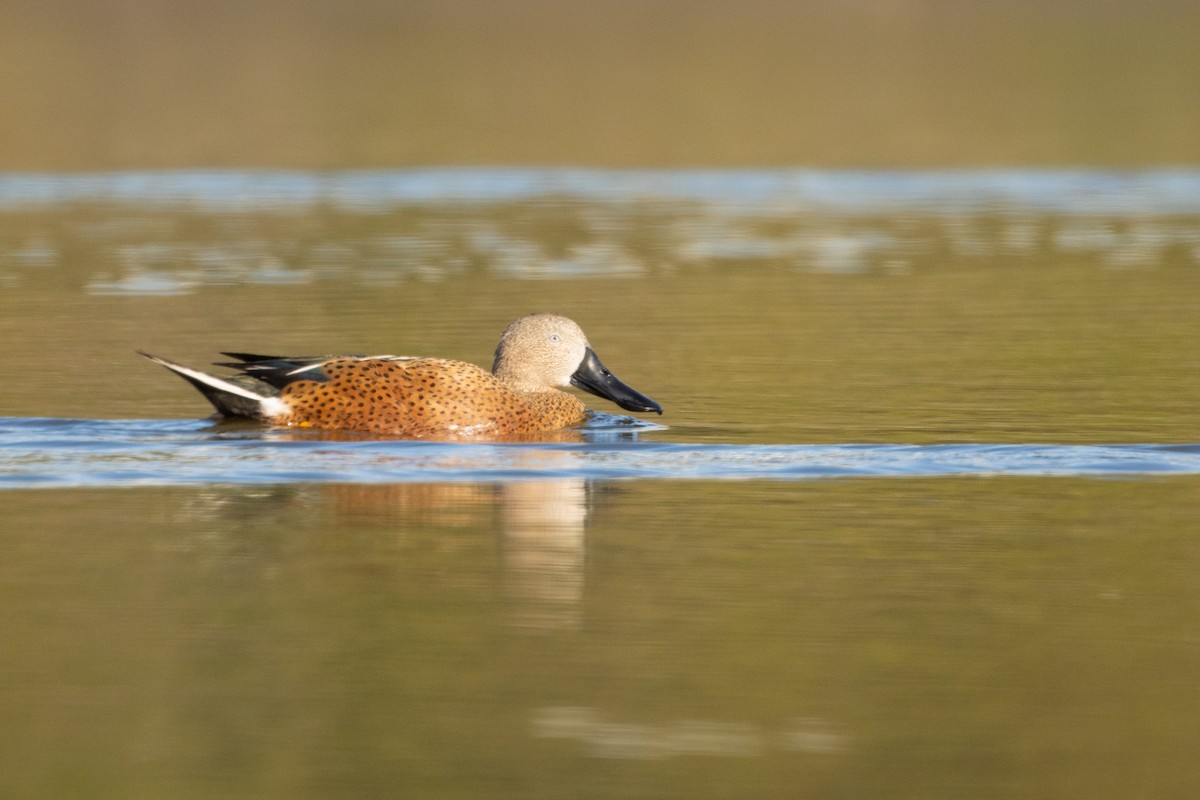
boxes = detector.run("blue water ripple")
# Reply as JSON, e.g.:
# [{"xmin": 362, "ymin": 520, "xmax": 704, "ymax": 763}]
[{"xmin": 2, "ymin": 418, "xmax": 1200, "ymax": 488}]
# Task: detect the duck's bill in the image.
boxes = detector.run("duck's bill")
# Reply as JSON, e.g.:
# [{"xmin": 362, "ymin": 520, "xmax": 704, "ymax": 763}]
[{"xmin": 571, "ymin": 348, "xmax": 663, "ymax": 414}]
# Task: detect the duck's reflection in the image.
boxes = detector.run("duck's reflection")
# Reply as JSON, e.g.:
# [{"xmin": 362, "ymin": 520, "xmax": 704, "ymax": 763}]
[
  {"xmin": 319, "ymin": 482, "xmax": 497, "ymax": 529},
  {"xmin": 499, "ymin": 479, "xmax": 587, "ymax": 630},
  {"xmin": 181, "ymin": 473, "xmax": 592, "ymax": 632},
  {"xmin": 318, "ymin": 477, "xmax": 589, "ymax": 630}
]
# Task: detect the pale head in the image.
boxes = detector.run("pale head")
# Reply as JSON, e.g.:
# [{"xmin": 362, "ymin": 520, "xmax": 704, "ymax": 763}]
[{"xmin": 492, "ymin": 313, "xmax": 590, "ymax": 392}]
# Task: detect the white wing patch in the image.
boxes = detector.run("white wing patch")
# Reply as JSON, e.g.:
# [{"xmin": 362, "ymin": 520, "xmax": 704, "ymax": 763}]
[
  {"xmin": 139, "ymin": 351, "xmax": 288, "ymax": 417},
  {"xmin": 284, "ymin": 355, "xmax": 423, "ymax": 376}
]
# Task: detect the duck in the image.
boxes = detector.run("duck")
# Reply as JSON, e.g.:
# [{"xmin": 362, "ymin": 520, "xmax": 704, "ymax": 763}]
[{"xmin": 139, "ymin": 313, "xmax": 662, "ymax": 437}]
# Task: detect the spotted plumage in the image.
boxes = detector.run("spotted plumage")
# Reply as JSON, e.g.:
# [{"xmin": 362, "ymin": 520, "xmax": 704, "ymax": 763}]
[{"xmin": 139, "ymin": 313, "xmax": 662, "ymax": 438}]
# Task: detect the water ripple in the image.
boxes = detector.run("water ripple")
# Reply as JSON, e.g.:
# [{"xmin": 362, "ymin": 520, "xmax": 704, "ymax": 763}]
[{"xmin": 1, "ymin": 418, "xmax": 1198, "ymax": 489}]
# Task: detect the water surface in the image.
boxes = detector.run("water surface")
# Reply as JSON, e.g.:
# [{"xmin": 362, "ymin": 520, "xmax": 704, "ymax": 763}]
[
  {"xmin": 3, "ymin": 417, "xmax": 1200, "ymax": 489},
  {"xmin": 4, "ymin": 477, "xmax": 1200, "ymax": 798},
  {"xmin": 2, "ymin": 169, "xmax": 1199, "ymax": 799}
]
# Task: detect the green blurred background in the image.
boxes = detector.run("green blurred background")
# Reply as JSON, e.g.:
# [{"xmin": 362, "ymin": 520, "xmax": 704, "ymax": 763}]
[{"xmin": 4, "ymin": 0, "xmax": 1198, "ymax": 170}]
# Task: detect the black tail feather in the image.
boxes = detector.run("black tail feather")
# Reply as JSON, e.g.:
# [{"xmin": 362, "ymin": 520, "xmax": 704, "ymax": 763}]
[
  {"xmin": 138, "ymin": 350, "xmax": 273, "ymax": 419},
  {"xmin": 217, "ymin": 352, "xmax": 287, "ymax": 363},
  {"xmin": 185, "ymin": 378, "xmax": 267, "ymax": 418}
]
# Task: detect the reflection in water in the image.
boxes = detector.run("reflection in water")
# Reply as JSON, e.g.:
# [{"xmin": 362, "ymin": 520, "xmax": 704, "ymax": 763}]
[
  {"xmin": 173, "ymin": 446, "xmax": 594, "ymax": 631},
  {"xmin": 318, "ymin": 477, "xmax": 590, "ymax": 630},
  {"xmin": 4, "ymin": 170, "xmax": 1200, "ymax": 293},
  {"xmin": 501, "ymin": 479, "xmax": 587, "ymax": 630},
  {"xmin": 320, "ymin": 482, "xmax": 496, "ymax": 530},
  {"xmin": 50, "ymin": 209, "xmax": 1200, "ymax": 293},
  {"xmin": 322, "ymin": 476, "xmax": 589, "ymax": 631},
  {"xmin": 532, "ymin": 707, "xmax": 848, "ymax": 759},
  {"xmin": 88, "ymin": 268, "xmax": 198, "ymax": 296},
  {"xmin": 6, "ymin": 475, "xmax": 1200, "ymax": 795}
]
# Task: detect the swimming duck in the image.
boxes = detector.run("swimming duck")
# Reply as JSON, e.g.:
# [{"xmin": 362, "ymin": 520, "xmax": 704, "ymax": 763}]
[{"xmin": 139, "ymin": 313, "xmax": 662, "ymax": 437}]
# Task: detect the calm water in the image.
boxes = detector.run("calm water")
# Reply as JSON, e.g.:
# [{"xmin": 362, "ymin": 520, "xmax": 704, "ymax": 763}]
[{"xmin": 2, "ymin": 169, "xmax": 1200, "ymax": 798}]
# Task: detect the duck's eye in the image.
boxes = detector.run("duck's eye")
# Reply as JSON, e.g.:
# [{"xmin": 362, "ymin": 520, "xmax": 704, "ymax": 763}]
[{"xmin": 549, "ymin": 334, "xmax": 561, "ymax": 342}]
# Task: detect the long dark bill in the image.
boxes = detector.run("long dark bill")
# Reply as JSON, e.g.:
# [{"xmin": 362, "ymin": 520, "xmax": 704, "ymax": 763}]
[{"xmin": 570, "ymin": 348, "xmax": 663, "ymax": 414}]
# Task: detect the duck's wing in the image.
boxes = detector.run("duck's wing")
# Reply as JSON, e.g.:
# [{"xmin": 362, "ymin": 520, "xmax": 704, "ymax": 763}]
[
  {"xmin": 212, "ymin": 353, "xmax": 339, "ymax": 389},
  {"xmin": 214, "ymin": 353, "xmax": 425, "ymax": 390}
]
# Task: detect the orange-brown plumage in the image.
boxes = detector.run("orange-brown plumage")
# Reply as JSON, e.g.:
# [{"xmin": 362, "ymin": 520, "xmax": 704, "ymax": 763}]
[
  {"xmin": 140, "ymin": 314, "xmax": 661, "ymax": 438},
  {"xmin": 274, "ymin": 357, "xmax": 587, "ymax": 436}
]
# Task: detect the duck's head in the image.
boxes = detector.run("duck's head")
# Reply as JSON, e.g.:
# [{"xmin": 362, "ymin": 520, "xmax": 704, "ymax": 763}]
[{"xmin": 492, "ymin": 313, "xmax": 662, "ymax": 414}]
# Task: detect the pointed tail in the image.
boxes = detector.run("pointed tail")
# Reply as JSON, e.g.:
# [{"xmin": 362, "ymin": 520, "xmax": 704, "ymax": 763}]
[{"xmin": 138, "ymin": 350, "xmax": 282, "ymax": 419}]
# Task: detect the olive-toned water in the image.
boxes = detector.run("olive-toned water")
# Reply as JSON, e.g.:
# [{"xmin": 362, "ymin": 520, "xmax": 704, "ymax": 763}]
[
  {"xmin": 4, "ymin": 478, "xmax": 1200, "ymax": 799},
  {"xmin": 2, "ymin": 170, "xmax": 1200, "ymax": 798},
  {"xmin": 5, "ymin": 0, "xmax": 1200, "ymax": 792}
]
